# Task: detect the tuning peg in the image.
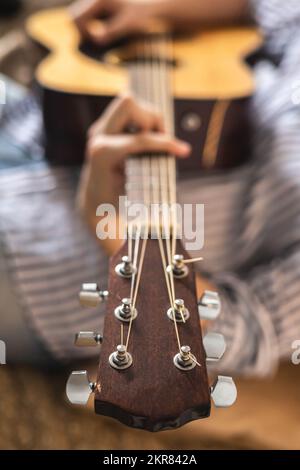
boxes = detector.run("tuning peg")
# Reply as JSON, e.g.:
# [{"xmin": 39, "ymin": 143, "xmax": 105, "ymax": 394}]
[
  {"xmin": 115, "ymin": 256, "xmax": 136, "ymax": 278},
  {"xmin": 66, "ymin": 370, "xmax": 96, "ymax": 405},
  {"xmin": 203, "ymin": 332, "xmax": 226, "ymax": 362},
  {"xmin": 166, "ymin": 254, "xmax": 189, "ymax": 278},
  {"xmin": 109, "ymin": 344, "xmax": 133, "ymax": 370},
  {"xmin": 210, "ymin": 376, "xmax": 237, "ymax": 407},
  {"xmin": 74, "ymin": 331, "xmax": 103, "ymax": 347},
  {"xmin": 79, "ymin": 283, "xmax": 109, "ymax": 307},
  {"xmin": 167, "ymin": 299, "xmax": 190, "ymax": 322},
  {"xmin": 198, "ymin": 290, "xmax": 221, "ymax": 320},
  {"xmin": 115, "ymin": 298, "xmax": 138, "ymax": 322}
]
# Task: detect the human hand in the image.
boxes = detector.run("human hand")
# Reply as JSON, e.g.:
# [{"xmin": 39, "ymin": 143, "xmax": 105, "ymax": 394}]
[
  {"xmin": 77, "ymin": 94, "xmax": 190, "ymax": 253},
  {"xmin": 70, "ymin": 0, "xmax": 163, "ymax": 45}
]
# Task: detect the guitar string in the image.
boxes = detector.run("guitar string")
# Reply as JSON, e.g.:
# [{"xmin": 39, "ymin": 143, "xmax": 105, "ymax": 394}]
[
  {"xmin": 155, "ymin": 37, "xmax": 180, "ymax": 318},
  {"xmin": 120, "ymin": 63, "xmax": 139, "ymax": 348},
  {"xmin": 182, "ymin": 256, "xmax": 204, "ymax": 264},
  {"xmin": 124, "ymin": 89, "xmax": 135, "ymax": 342},
  {"xmin": 148, "ymin": 35, "xmax": 185, "ymax": 346},
  {"xmin": 121, "ymin": 322, "xmax": 124, "ymax": 346},
  {"xmin": 123, "ymin": 45, "xmax": 149, "ymax": 352},
  {"xmin": 162, "ymin": 37, "xmax": 178, "ymax": 262},
  {"xmin": 124, "ymin": 196, "xmax": 147, "ymax": 351},
  {"xmin": 127, "ymin": 224, "xmax": 133, "ymax": 267},
  {"xmin": 122, "ymin": 220, "xmax": 141, "ymax": 349},
  {"xmin": 154, "ymin": 33, "xmax": 202, "ymax": 365},
  {"xmin": 125, "ymin": 236, "xmax": 147, "ymax": 351},
  {"xmin": 130, "ymin": 221, "xmax": 141, "ymax": 301},
  {"xmin": 154, "ymin": 36, "xmax": 187, "ymax": 324},
  {"xmin": 149, "ymin": 40, "xmax": 172, "ymax": 256},
  {"xmin": 161, "ymin": 36, "xmax": 187, "ymax": 333},
  {"xmin": 123, "ymin": 39, "xmax": 155, "ymax": 350},
  {"xmin": 156, "ymin": 35, "xmax": 178, "ymax": 259},
  {"xmin": 145, "ymin": 37, "xmax": 181, "ymax": 350},
  {"xmin": 131, "ymin": 236, "xmax": 147, "ymax": 310}
]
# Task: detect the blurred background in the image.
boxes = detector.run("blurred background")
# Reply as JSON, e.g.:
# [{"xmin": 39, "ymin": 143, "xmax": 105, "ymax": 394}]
[{"xmin": 0, "ymin": 0, "xmax": 299, "ymax": 450}]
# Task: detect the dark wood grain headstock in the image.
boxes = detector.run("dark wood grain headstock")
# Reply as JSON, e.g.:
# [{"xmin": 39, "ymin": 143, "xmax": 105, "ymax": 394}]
[{"xmin": 94, "ymin": 238, "xmax": 210, "ymax": 431}]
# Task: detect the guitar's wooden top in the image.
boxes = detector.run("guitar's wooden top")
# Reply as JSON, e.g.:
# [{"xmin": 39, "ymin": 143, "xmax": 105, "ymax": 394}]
[{"xmin": 26, "ymin": 7, "xmax": 262, "ymax": 99}]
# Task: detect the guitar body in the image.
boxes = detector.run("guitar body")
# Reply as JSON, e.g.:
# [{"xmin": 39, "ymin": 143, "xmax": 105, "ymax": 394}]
[{"xmin": 26, "ymin": 8, "xmax": 262, "ymax": 172}]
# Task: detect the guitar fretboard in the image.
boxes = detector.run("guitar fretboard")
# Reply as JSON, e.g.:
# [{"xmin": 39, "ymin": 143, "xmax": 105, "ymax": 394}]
[{"xmin": 125, "ymin": 36, "xmax": 177, "ymax": 213}]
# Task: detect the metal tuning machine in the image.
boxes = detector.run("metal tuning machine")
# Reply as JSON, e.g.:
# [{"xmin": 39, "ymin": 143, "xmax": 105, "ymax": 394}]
[
  {"xmin": 167, "ymin": 299, "xmax": 190, "ymax": 322},
  {"xmin": 66, "ymin": 370, "xmax": 97, "ymax": 405},
  {"xmin": 198, "ymin": 290, "xmax": 221, "ymax": 320},
  {"xmin": 79, "ymin": 283, "xmax": 109, "ymax": 308},
  {"xmin": 74, "ymin": 331, "xmax": 103, "ymax": 347},
  {"xmin": 173, "ymin": 345, "xmax": 196, "ymax": 371},
  {"xmin": 114, "ymin": 298, "xmax": 138, "ymax": 322},
  {"xmin": 109, "ymin": 344, "xmax": 133, "ymax": 370},
  {"xmin": 203, "ymin": 332, "xmax": 226, "ymax": 362},
  {"xmin": 167, "ymin": 254, "xmax": 189, "ymax": 279},
  {"xmin": 210, "ymin": 376, "xmax": 237, "ymax": 407},
  {"xmin": 115, "ymin": 255, "xmax": 136, "ymax": 278}
]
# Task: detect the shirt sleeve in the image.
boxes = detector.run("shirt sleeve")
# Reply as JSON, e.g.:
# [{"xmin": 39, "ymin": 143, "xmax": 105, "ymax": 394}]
[
  {"xmin": 208, "ymin": 91, "xmax": 300, "ymax": 377},
  {"xmin": 211, "ymin": 246, "xmax": 300, "ymax": 377},
  {"xmin": 250, "ymin": 0, "xmax": 300, "ymax": 56}
]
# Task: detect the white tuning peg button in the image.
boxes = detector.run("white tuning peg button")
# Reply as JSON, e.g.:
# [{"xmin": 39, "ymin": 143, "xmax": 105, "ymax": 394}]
[
  {"xmin": 198, "ymin": 290, "xmax": 221, "ymax": 320},
  {"xmin": 74, "ymin": 331, "xmax": 103, "ymax": 347},
  {"xmin": 66, "ymin": 371, "xmax": 96, "ymax": 405},
  {"xmin": 211, "ymin": 376, "xmax": 237, "ymax": 407},
  {"xmin": 203, "ymin": 332, "xmax": 226, "ymax": 362},
  {"xmin": 79, "ymin": 283, "xmax": 109, "ymax": 307}
]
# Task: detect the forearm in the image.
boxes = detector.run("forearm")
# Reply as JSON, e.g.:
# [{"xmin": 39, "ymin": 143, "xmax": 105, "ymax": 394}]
[
  {"xmin": 77, "ymin": 182, "xmax": 123, "ymax": 256},
  {"xmin": 153, "ymin": 0, "xmax": 250, "ymax": 27}
]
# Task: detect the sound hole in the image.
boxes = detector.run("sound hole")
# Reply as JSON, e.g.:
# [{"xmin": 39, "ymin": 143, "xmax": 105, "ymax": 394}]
[{"xmin": 79, "ymin": 38, "xmax": 126, "ymax": 61}]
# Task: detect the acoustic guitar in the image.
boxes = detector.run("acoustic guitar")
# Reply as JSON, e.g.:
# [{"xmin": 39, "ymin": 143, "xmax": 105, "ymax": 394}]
[
  {"xmin": 26, "ymin": 7, "xmax": 261, "ymax": 431},
  {"xmin": 26, "ymin": 7, "xmax": 262, "ymax": 173}
]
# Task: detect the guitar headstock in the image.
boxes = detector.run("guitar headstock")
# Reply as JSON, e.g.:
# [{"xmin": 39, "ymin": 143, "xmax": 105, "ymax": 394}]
[{"xmin": 66, "ymin": 238, "xmax": 237, "ymax": 431}]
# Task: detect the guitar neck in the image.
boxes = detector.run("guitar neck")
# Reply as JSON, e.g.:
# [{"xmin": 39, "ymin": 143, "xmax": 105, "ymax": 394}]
[{"xmin": 125, "ymin": 36, "xmax": 177, "ymax": 211}]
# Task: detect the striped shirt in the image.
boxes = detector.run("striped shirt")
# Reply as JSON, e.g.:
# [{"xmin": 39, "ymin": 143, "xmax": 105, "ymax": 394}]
[{"xmin": 1, "ymin": 0, "xmax": 300, "ymax": 375}]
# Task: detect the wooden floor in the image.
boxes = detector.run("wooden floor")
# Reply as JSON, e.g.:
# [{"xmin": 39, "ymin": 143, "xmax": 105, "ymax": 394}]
[{"xmin": 0, "ymin": 362, "xmax": 299, "ymax": 449}]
